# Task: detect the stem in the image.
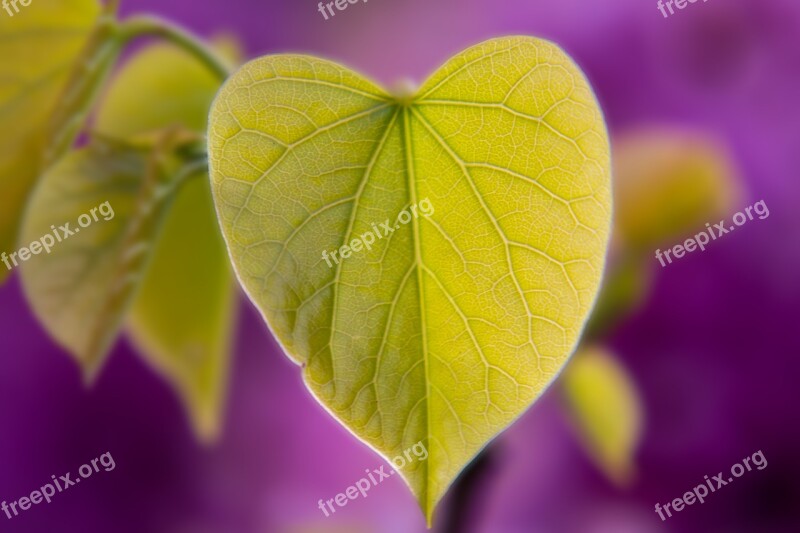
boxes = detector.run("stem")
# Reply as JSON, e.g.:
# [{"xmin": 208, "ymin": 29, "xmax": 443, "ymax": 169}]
[
  {"xmin": 172, "ymin": 158, "xmax": 209, "ymax": 193},
  {"xmin": 117, "ymin": 15, "xmax": 231, "ymax": 81}
]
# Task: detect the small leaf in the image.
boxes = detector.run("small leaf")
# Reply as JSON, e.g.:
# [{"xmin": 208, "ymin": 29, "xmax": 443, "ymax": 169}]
[
  {"xmin": 19, "ymin": 139, "xmax": 178, "ymax": 379},
  {"xmin": 561, "ymin": 345, "xmax": 643, "ymax": 486},
  {"xmin": 0, "ymin": 0, "xmax": 102, "ymax": 282},
  {"xmin": 95, "ymin": 42, "xmax": 236, "ymax": 440},
  {"xmin": 208, "ymin": 36, "xmax": 612, "ymax": 522},
  {"xmin": 613, "ymin": 127, "xmax": 741, "ymax": 250}
]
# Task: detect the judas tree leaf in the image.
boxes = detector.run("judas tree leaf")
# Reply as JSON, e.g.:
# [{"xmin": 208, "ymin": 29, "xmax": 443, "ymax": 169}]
[
  {"xmin": 208, "ymin": 36, "xmax": 612, "ymax": 523},
  {"xmin": 95, "ymin": 43, "xmax": 236, "ymax": 441},
  {"xmin": 613, "ymin": 127, "xmax": 741, "ymax": 250},
  {"xmin": 19, "ymin": 139, "xmax": 178, "ymax": 379},
  {"xmin": 95, "ymin": 43, "xmax": 230, "ymax": 138},
  {"xmin": 0, "ymin": 0, "xmax": 101, "ymax": 283},
  {"xmin": 124, "ymin": 176, "xmax": 236, "ymax": 440},
  {"xmin": 561, "ymin": 345, "xmax": 643, "ymax": 486}
]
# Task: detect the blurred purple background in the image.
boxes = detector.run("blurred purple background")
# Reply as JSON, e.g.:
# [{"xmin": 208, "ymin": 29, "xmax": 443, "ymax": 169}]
[{"xmin": 2, "ymin": 0, "xmax": 800, "ymax": 531}]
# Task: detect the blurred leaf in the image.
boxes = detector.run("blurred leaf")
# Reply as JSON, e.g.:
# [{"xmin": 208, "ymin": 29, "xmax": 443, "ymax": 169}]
[
  {"xmin": 94, "ymin": 43, "xmax": 226, "ymax": 138},
  {"xmin": 95, "ymin": 42, "xmax": 236, "ymax": 440},
  {"xmin": 208, "ymin": 37, "xmax": 612, "ymax": 522},
  {"xmin": 0, "ymin": 0, "xmax": 102, "ymax": 283},
  {"xmin": 126, "ymin": 176, "xmax": 235, "ymax": 441},
  {"xmin": 561, "ymin": 345, "xmax": 643, "ymax": 486},
  {"xmin": 45, "ymin": 2, "xmax": 124, "ymax": 165},
  {"xmin": 19, "ymin": 138, "xmax": 179, "ymax": 379},
  {"xmin": 613, "ymin": 127, "xmax": 741, "ymax": 250}
]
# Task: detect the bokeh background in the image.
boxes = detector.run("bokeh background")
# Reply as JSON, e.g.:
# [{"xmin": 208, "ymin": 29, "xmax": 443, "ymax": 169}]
[{"xmin": 2, "ymin": 0, "xmax": 799, "ymax": 531}]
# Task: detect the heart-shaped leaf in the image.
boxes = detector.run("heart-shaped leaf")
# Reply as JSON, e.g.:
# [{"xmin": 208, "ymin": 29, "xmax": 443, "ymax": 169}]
[
  {"xmin": 0, "ymin": 0, "xmax": 102, "ymax": 283},
  {"xmin": 208, "ymin": 36, "xmax": 611, "ymax": 522}
]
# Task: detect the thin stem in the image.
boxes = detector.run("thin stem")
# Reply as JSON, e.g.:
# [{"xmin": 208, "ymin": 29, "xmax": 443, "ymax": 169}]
[
  {"xmin": 117, "ymin": 15, "xmax": 231, "ymax": 81},
  {"xmin": 172, "ymin": 158, "xmax": 209, "ymax": 192}
]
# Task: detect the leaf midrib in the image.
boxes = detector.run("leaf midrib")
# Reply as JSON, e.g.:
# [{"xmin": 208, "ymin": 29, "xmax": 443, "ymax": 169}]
[{"xmin": 401, "ymin": 104, "xmax": 433, "ymax": 521}]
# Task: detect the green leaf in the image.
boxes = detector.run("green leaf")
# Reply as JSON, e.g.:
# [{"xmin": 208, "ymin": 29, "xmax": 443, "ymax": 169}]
[
  {"xmin": 561, "ymin": 345, "xmax": 643, "ymax": 486},
  {"xmin": 94, "ymin": 42, "xmax": 228, "ymax": 138},
  {"xmin": 95, "ymin": 42, "xmax": 236, "ymax": 441},
  {"xmin": 125, "ymin": 175, "xmax": 236, "ymax": 440},
  {"xmin": 19, "ymin": 139, "xmax": 178, "ymax": 379},
  {"xmin": 613, "ymin": 127, "xmax": 741, "ymax": 250},
  {"xmin": 0, "ymin": 0, "xmax": 102, "ymax": 282},
  {"xmin": 208, "ymin": 36, "xmax": 612, "ymax": 522}
]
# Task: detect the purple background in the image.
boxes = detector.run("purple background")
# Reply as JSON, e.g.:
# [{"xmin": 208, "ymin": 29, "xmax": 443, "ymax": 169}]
[{"xmin": 2, "ymin": 0, "xmax": 799, "ymax": 531}]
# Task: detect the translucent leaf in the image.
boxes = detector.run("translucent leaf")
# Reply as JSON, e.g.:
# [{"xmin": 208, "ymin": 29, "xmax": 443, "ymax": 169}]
[
  {"xmin": 19, "ymin": 139, "xmax": 178, "ymax": 379},
  {"xmin": 561, "ymin": 345, "xmax": 643, "ymax": 486},
  {"xmin": 208, "ymin": 36, "xmax": 612, "ymax": 523},
  {"xmin": 95, "ymin": 43, "xmax": 236, "ymax": 441},
  {"xmin": 613, "ymin": 127, "xmax": 741, "ymax": 250},
  {"xmin": 0, "ymin": 0, "xmax": 101, "ymax": 282}
]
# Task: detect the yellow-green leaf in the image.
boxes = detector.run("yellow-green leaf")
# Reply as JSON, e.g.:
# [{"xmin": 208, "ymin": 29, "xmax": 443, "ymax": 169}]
[
  {"xmin": 19, "ymin": 139, "xmax": 177, "ymax": 379},
  {"xmin": 613, "ymin": 127, "xmax": 741, "ymax": 250},
  {"xmin": 0, "ymin": 0, "xmax": 101, "ymax": 282},
  {"xmin": 95, "ymin": 42, "xmax": 236, "ymax": 440},
  {"xmin": 208, "ymin": 36, "xmax": 612, "ymax": 523},
  {"xmin": 94, "ymin": 42, "xmax": 228, "ymax": 138},
  {"xmin": 561, "ymin": 345, "xmax": 643, "ymax": 486}
]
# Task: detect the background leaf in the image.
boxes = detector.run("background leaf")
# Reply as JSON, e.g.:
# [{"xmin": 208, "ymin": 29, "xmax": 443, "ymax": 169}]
[
  {"xmin": 561, "ymin": 345, "xmax": 643, "ymax": 486},
  {"xmin": 613, "ymin": 127, "xmax": 741, "ymax": 250},
  {"xmin": 19, "ymin": 139, "xmax": 178, "ymax": 378},
  {"xmin": 0, "ymin": 0, "xmax": 101, "ymax": 283},
  {"xmin": 208, "ymin": 36, "xmax": 611, "ymax": 522},
  {"xmin": 95, "ymin": 42, "xmax": 237, "ymax": 440}
]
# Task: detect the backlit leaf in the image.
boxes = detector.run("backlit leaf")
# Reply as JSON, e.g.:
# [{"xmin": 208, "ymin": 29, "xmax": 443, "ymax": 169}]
[
  {"xmin": 95, "ymin": 43, "xmax": 236, "ymax": 440},
  {"xmin": 0, "ymin": 0, "xmax": 101, "ymax": 283},
  {"xmin": 561, "ymin": 345, "xmax": 643, "ymax": 486},
  {"xmin": 208, "ymin": 36, "xmax": 612, "ymax": 522},
  {"xmin": 19, "ymin": 139, "xmax": 179, "ymax": 379}
]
